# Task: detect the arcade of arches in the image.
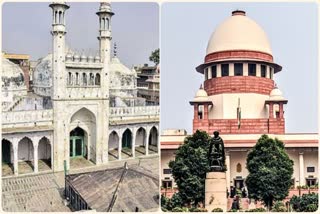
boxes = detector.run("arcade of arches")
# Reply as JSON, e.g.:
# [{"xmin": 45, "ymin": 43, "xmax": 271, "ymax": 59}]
[
  {"xmin": 108, "ymin": 126, "xmax": 159, "ymax": 161},
  {"xmin": 2, "ymin": 125, "xmax": 159, "ymax": 176}
]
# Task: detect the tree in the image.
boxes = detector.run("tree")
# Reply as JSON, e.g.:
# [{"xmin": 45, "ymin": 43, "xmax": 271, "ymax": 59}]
[
  {"xmin": 169, "ymin": 130, "xmax": 211, "ymax": 207},
  {"xmin": 290, "ymin": 193, "xmax": 318, "ymax": 212},
  {"xmin": 149, "ymin": 48, "xmax": 159, "ymax": 65},
  {"xmin": 246, "ymin": 135, "xmax": 294, "ymax": 210}
]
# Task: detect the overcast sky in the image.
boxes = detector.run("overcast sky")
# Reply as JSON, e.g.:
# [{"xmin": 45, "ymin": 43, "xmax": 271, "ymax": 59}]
[
  {"xmin": 2, "ymin": 2, "xmax": 159, "ymax": 68},
  {"xmin": 161, "ymin": 2, "xmax": 318, "ymax": 134}
]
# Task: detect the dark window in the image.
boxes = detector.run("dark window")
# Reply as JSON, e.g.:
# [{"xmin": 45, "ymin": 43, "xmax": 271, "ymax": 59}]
[
  {"xmin": 163, "ymin": 169, "xmax": 172, "ymax": 174},
  {"xmin": 261, "ymin": 65, "xmax": 266, "ymax": 77},
  {"xmin": 270, "ymin": 67, "xmax": 273, "ymax": 79},
  {"xmin": 221, "ymin": 64, "xmax": 229, "ymax": 77},
  {"xmin": 162, "ymin": 180, "xmax": 173, "ymax": 189},
  {"xmin": 204, "ymin": 68, "xmax": 208, "ymax": 80},
  {"xmin": 307, "ymin": 167, "xmax": 315, "ymax": 173},
  {"xmin": 248, "ymin": 64, "xmax": 256, "ymax": 76},
  {"xmin": 306, "ymin": 178, "xmax": 316, "ymax": 187},
  {"xmin": 211, "ymin": 65, "xmax": 217, "ymax": 78},
  {"xmin": 234, "ymin": 63, "xmax": 243, "ymax": 76}
]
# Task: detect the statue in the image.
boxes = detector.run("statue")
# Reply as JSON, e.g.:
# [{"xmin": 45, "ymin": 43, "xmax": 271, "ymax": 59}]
[{"xmin": 208, "ymin": 131, "xmax": 226, "ymax": 172}]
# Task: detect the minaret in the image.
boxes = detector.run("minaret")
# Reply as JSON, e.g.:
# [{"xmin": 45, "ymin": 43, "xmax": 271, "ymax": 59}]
[
  {"xmin": 49, "ymin": 2, "xmax": 69, "ymax": 99},
  {"xmin": 49, "ymin": 2, "xmax": 69, "ymax": 172},
  {"xmin": 96, "ymin": 1, "xmax": 114, "ymax": 97}
]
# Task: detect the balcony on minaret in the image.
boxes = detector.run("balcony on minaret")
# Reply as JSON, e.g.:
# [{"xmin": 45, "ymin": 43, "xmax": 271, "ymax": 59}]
[
  {"xmin": 189, "ymin": 85, "xmax": 213, "ymax": 133},
  {"xmin": 265, "ymin": 85, "xmax": 288, "ymax": 134}
]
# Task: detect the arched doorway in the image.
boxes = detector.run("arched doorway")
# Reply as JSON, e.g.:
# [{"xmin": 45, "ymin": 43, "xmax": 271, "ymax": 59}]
[
  {"xmin": 2, "ymin": 139, "xmax": 13, "ymax": 176},
  {"xmin": 18, "ymin": 137, "xmax": 34, "ymax": 174},
  {"xmin": 148, "ymin": 126, "xmax": 158, "ymax": 154},
  {"xmin": 135, "ymin": 127, "xmax": 146, "ymax": 157},
  {"xmin": 70, "ymin": 127, "xmax": 86, "ymax": 158},
  {"xmin": 70, "ymin": 107, "xmax": 96, "ymax": 164},
  {"xmin": 38, "ymin": 137, "xmax": 51, "ymax": 171},
  {"xmin": 122, "ymin": 129, "xmax": 132, "ymax": 149},
  {"xmin": 121, "ymin": 129, "xmax": 132, "ymax": 159},
  {"xmin": 108, "ymin": 131, "xmax": 119, "ymax": 161}
]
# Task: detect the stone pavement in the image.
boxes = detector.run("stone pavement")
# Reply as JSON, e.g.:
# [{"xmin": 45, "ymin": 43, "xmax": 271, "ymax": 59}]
[{"xmin": 2, "ymin": 155, "xmax": 159, "ymax": 212}]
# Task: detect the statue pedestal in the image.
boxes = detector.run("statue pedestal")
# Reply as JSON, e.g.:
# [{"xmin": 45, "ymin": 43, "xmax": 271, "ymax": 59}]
[{"xmin": 205, "ymin": 172, "xmax": 227, "ymax": 212}]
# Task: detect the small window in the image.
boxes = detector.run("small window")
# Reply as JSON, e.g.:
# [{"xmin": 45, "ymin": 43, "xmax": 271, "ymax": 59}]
[
  {"xmin": 221, "ymin": 64, "xmax": 229, "ymax": 77},
  {"xmin": 211, "ymin": 65, "xmax": 217, "ymax": 78},
  {"xmin": 204, "ymin": 68, "xmax": 208, "ymax": 80},
  {"xmin": 162, "ymin": 180, "xmax": 173, "ymax": 189},
  {"xmin": 261, "ymin": 65, "xmax": 266, "ymax": 77},
  {"xmin": 307, "ymin": 167, "xmax": 315, "ymax": 173},
  {"xmin": 306, "ymin": 178, "xmax": 316, "ymax": 187},
  {"xmin": 248, "ymin": 64, "xmax": 256, "ymax": 76},
  {"xmin": 270, "ymin": 67, "xmax": 273, "ymax": 79},
  {"xmin": 234, "ymin": 63, "xmax": 243, "ymax": 76},
  {"xmin": 163, "ymin": 169, "xmax": 172, "ymax": 174}
]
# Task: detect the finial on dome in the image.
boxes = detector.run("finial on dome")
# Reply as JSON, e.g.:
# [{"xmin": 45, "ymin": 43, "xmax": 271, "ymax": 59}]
[
  {"xmin": 232, "ymin": 10, "xmax": 246, "ymax": 16},
  {"xmin": 200, "ymin": 84, "xmax": 203, "ymax": 89}
]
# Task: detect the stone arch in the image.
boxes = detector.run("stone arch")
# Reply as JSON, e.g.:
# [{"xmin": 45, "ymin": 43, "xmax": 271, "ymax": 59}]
[
  {"xmin": 69, "ymin": 107, "xmax": 96, "ymax": 163},
  {"xmin": 136, "ymin": 127, "xmax": 146, "ymax": 147},
  {"xmin": 38, "ymin": 137, "xmax": 51, "ymax": 170},
  {"xmin": 2, "ymin": 138, "xmax": 13, "ymax": 164},
  {"xmin": 108, "ymin": 131, "xmax": 119, "ymax": 160},
  {"xmin": 148, "ymin": 126, "xmax": 158, "ymax": 153},
  {"xmin": 18, "ymin": 136, "xmax": 34, "ymax": 173},
  {"xmin": 108, "ymin": 131, "xmax": 119, "ymax": 150},
  {"xmin": 2, "ymin": 138, "xmax": 14, "ymax": 176},
  {"xmin": 122, "ymin": 129, "xmax": 132, "ymax": 149},
  {"xmin": 95, "ymin": 73, "xmax": 100, "ymax": 85}
]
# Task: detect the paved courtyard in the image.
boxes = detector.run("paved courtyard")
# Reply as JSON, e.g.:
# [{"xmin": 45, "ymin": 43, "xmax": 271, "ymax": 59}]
[{"xmin": 2, "ymin": 155, "xmax": 159, "ymax": 212}]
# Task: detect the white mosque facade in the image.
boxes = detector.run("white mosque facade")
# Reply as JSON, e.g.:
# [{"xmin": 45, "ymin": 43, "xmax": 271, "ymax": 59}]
[{"xmin": 2, "ymin": 2, "xmax": 159, "ymax": 176}]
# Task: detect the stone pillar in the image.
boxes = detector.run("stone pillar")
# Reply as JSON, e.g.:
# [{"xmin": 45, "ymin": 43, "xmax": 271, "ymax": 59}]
[
  {"xmin": 269, "ymin": 103, "xmax": 274, "ymax": 119},
  {"xmin": 279, "ymin": 103, "xmax": 284, "ymax": 118},
  {"xmin": 132, "ymin": 131, "xmax": 136, "ymax": 158},
  {"xmin": 194, "ymin": 104, "xmax": 199, "ymax": 120},
  {"xmin": 145, "ymin": 129, "xmax": 149, "ymax": 156},
  {"xmin": 225, "ymin": 152, "xmax": 231, "ymax": 192},
  {"xmin": 13, "ymin": 145, "xmax": 19, "ymax": 176},
  {"xmin": 118, "ymin": 135, "xmax": 122, "ymax": 160},
  {"xmin": 299, "ymin": 152, "xmax": 304, "ymax": 186},
  {"xmin": 34, "ymin": 144, "xmax": 38, "ymax": 173},
  {"xmin": 205, "ymin": 172, "xmax": 227, "ymax": 212}
]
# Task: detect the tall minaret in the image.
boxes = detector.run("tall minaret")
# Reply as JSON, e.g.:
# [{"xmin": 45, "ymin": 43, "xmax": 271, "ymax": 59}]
[
  {"xmin": 49, "ymin": 2, "xmax": 69, "ymax": 99},
  {"xmin": 49, "ymin": 2, "xmax": 69, "ymax": 172},
  {"xmin": 96, "ymin": 2, "xmax": 114, "ymax": 97}
]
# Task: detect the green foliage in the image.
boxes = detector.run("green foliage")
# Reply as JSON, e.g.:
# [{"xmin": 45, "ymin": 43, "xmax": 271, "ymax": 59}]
[
  {"xmin": 245, "ymin": 208, "xmax": 266, "ymax": 212},
  {"xmin": 161, "ymin": 193, "xmax": 183, "ymax": 211},
  {"xmin": 189, "ymin": 207, "xmax": 207, "ymax": 212},
  {"xmin": 149, "ymin": 48, "xmax": 159, "ymax": 65},
  {"xmin": 271, "ymin": 201, "xmax": 287, "ymax": 212},
  {"xmin": 172, "ymin": 207, "xmax": 183, "ymax": 212},
  {"xmin": 211, "ymin": 208, "xmax": 223, "ymax": 212},
  {"xmin": 290, "ymin": 193, "xmax": 318, "ymax": 212},
  {"xmin": 246, "ymin": 135, "xmax": 294, "ymax": 209},
  {"xmin": 169, "ymin": 130, "xmax": 211, "ymax": 207}
]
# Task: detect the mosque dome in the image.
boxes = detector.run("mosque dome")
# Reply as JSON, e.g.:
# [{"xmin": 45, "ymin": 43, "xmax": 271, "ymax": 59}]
[
  {"xmin": 1, "ymin": 57, "xmax": 25, "ymax": 86},
  {"xmin": 206, "ymin": 10, "xmax": 272, "ymax": 56}
]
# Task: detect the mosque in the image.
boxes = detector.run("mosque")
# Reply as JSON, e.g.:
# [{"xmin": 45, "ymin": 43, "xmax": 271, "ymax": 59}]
[
  {"xmin": 161, "ymin": 10, "xmax": 318, "ymax": 199},
  {"xmin": 2, "ymin": 2, "xmax": 159, "ymax": 176}
]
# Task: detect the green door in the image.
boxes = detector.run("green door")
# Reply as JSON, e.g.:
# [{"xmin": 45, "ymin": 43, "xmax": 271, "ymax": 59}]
[
  {"xmin": 70, "ymin": 136, "xmax": 84, "ymax": 158},
  {"xmin": 122, "ymin": 130, "xmax": 132, "ymax": 149}
]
